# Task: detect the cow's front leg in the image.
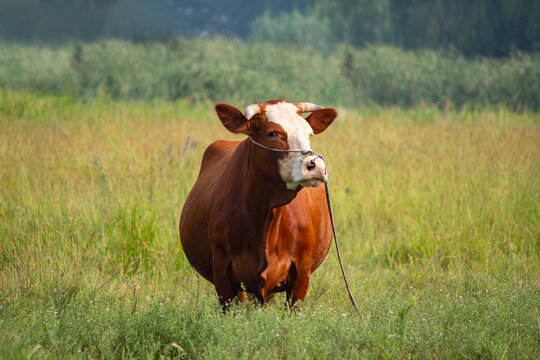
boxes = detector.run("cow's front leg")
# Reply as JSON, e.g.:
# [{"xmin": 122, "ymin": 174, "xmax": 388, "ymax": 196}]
[
  {"xmin": 212, "ymin": 254, "xmax": 237, "ymax": 310},
  {"xmin": 286, "ymin": 261, "xmax": 311, "ymax": 308}
]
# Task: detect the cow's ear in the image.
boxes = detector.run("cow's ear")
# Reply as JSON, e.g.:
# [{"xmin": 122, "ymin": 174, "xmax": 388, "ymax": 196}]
[
  {"xmin": 215, "ymin": 103, "xmax": 249, "ymax": 134},
  {"xmin": 305, "ymin": 108, "xmax": 337, "ymax": 134}
]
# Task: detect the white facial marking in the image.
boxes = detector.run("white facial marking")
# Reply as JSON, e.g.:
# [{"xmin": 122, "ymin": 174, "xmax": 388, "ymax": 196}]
[
  {"xmin": 265, "ymin": 102, "xmax": 325, "ymax": 189},
  {"xmin": 267, "ymin": 102, "xmax": 313, "ymax": 146}
]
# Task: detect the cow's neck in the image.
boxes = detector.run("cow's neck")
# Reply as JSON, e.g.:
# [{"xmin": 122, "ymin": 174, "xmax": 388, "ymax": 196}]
[
  {"xmin": 246, "ymin": 139, "xmax": 298, "ymax": 214},
  {"xmin": 228, "ymin": 139, "xmax": 298, "ymax": 234}
]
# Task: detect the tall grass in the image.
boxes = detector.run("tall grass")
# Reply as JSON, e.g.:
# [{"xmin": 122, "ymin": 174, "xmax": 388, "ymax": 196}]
[
  {"xmin": 0, "ymin": 39, "xmax": 539, "ymax": 110},
  {"xmin": 0, "ymin": 91, "xmax": 538, "ymax": 358},
  {"xmin": 342, "ymin": 46, "xmax": 540, "ymax": 109}
]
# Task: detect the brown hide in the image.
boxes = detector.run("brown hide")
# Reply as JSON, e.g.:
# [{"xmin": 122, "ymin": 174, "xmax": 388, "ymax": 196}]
[{"xmin": 180, "ymin": 100, "xmax": 335, "ymax": 308}]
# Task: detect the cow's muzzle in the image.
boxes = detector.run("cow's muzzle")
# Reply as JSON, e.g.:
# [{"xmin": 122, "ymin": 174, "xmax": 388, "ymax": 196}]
[{"xmin": 300, "ymin": 155, "xmax": 327, "ymax": 187}]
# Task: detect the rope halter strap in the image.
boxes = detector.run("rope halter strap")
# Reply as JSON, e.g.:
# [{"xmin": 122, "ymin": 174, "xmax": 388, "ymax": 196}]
[{"xmin": 249, "ymin": 137, "xmax": 325, "ymax": 162}]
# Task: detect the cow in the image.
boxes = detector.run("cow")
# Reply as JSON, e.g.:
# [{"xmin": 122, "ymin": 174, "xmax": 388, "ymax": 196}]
[{"xmin": 180, "ymin": 99, "xmax": 338, "ymax": 309}]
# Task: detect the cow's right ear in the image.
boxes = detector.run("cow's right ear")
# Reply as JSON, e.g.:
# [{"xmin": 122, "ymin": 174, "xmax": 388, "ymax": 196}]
[{"xmin": 215, "ymin": 103, "xmax": 250, "ymax": 134}]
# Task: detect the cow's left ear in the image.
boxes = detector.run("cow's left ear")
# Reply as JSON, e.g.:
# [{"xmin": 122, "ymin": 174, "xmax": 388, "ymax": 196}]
[
  {"xmin": 215, "ymin": 103, "xmax": 250, "ymax": 134},
  {"xmin": 305, "ymin": 108, "xmax": 337, "ymax": 134}
]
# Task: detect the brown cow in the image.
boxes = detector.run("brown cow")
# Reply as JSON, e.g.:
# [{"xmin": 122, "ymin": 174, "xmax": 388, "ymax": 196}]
[{"xmin": 180, "ymin": 99, "xmax": 337, "ymax": 308}]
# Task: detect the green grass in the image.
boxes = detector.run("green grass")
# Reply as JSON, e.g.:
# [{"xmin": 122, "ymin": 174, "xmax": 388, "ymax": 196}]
[
  {"xmin": 0, "ymin": 91, "xmax": 539, "ymax": 359},
  {"xmin": 0, "ymin": 39, "xmax": 539, "ymax": 110}
]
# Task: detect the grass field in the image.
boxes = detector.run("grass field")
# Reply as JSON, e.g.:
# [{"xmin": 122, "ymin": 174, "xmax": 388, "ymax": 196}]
[{"xmin": 0, "ymin": 91, "xmax": 539, "ymax": 359}]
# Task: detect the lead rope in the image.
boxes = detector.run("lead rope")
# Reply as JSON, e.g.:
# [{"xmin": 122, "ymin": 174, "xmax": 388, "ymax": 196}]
[
  {"xmin": 324, "ymin": 182, "xmax": 359, "ymax": 312},
  {"xmin": 250, "ymin": 137, "xmax": 359, "ymax": 311}
]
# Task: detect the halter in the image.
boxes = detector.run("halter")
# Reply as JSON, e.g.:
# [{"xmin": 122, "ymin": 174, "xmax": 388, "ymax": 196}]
[{"xmin": 249, "ymin": 137, "xmax": 325, "ymax": 161}]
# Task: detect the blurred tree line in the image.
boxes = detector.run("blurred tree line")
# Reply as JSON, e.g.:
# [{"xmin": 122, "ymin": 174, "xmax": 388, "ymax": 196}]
[
  {"xmin": 309, "ymin": 0, "xmax": 539, "ymax": 56},
  {"xmin": 0, "ymin": 0, "xmax": 538, "ymax": 57},
  {"xmin": 0, "ymin": 0, "xmax": 309, "ymax": 42}
]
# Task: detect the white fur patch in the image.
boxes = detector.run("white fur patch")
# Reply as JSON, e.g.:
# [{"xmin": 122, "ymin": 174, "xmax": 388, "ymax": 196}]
[
  {"xmin": 265, "ymin": 102, "xmax": 321, "ymax": 189},
  {"xmin": 265, "ymin": 102, "xmax": 314, "ymax": 151}
]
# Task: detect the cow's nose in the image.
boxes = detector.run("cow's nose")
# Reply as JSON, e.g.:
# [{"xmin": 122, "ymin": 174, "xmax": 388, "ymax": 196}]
[{"xmin": 303, "ymin": 157, "xmax": 327, "ymax": 180}]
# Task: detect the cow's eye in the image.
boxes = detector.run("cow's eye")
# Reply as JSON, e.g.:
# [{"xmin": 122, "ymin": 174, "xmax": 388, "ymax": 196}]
[{"xmin": 266, "ymin": 131, "xmax": 277, "ymax": 138}]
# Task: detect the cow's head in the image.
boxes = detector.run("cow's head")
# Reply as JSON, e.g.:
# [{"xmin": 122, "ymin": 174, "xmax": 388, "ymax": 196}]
[{"xmin": 215, "ymin": 100, "xmax": 337, "ymax": 190}]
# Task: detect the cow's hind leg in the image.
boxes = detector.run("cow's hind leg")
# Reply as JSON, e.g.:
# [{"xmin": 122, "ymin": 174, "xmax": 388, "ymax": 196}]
[{"xmin": 212, "ymin": 255, "xmax": 237, "ymax": 311}]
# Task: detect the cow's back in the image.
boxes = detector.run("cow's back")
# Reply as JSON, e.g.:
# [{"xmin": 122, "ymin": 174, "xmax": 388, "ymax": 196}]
[{"xmin": 180, "ymin": 140, "xmax": 239, "ymax": 282}]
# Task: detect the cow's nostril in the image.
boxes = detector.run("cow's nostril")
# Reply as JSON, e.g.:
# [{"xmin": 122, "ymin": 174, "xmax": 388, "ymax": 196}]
[{"xmin": 306, "ymin": 160, "xmax": 316, "ymax": 171}]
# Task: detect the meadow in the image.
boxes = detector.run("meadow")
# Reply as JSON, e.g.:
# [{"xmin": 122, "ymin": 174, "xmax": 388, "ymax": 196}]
[{"xmin": 0, "ymin": 90, "xmax": 539, "ymax": 359}]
